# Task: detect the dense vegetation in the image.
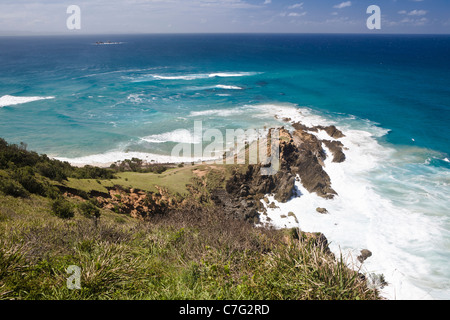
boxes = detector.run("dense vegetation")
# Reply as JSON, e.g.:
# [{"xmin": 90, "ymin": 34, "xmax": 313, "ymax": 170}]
[
  {"xmin": 0, "ymin": 138, "xmax": 381, "ymax": 300},
  {"xmin": 0, "ymin": 138, "xmax": 115, "ymax": 184},
  {"xmin": 110, "ymin": 157, "xmax": 169, "ymax": 174}
]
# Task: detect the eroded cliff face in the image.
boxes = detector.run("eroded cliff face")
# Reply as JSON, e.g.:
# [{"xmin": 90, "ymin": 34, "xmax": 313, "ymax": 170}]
[
  {"xmin": 215, "ymin": 122, "xmax": 346, "ymax": 222},
  {"xmin": 95, "ymin": 186, "xmax": 176, "ymax": 220}
]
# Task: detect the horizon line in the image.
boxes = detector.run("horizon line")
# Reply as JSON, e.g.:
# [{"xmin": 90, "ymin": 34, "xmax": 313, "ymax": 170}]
[{"xmin": 1, "ymin": 31, "xmax": 450, "ymax": 37}]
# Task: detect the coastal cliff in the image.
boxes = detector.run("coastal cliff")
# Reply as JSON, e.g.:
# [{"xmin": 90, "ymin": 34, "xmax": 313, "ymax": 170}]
[{"xmin": 212, "ymin": 121, "xmax": 346, "ymax": 224}]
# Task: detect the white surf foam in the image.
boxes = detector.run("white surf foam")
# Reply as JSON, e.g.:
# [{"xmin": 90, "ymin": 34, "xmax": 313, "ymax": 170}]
[
  {"xmin": 189, "ymin": 108, "xmax": 247, "ymax": 117},
  {"xmin": 0, "ymin": 95, "xmax": 55, "ymax": 107},
  {"xmin": 214, "ymin": 85, "xmax": 243, "ymax": 90},
  {"xmin": 254, "ymin": 105, "xmax": 449, "ymax": 300},
  {"xmin": 208, "ymin": 72, "xmax": 259, "ymax": 78},
  {"xmin": 127, "ymin": 93, "xmax": 144, "ymax": 103},
  {"xmin": 188, "ymin": 103, "xmax": 310, "ymax": 120},
  {"xmin": 54, "ymin": 150, "xmax": 212, "ymax": 167},
  {"xmin": 186, "ymin": 85, "xmax": 243, "ymax": 91},
  {"xmin": 133, "ymin": 71, "xmax": 260, "ymax": 82},
  {"xmin": 141, "ymin": 129, "xmax": 202, "ymax": 144}
]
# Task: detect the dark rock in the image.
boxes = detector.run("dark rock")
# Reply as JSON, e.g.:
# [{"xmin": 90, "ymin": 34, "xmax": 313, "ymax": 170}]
[
  {"xmin": 357, "ymin": 249, "xmax": 372, "ymax": 263},
  {"xmin": 291, "ymin": 122, "xmax": 311, "ymax": 132},
  {"xmin": 300, "ymin": 232, "xmax": 333, "ymax": 256},
  {"xmin": 322, "ymin": 140, "xmax": 346, "ymax": 163},
  {"xmin": 268, "ymin": 202, "xmax": 279, "ymax": 209},
  {"xmin": 292, "ymin": 123, "xmax": 345, "ymax": 139},
  {"xmin": 219, "ymin": 120, "xmax": 347, "ymax": 222},
  {"xmin": 274, "ymin": 172, "xmax": 296, "ymax": 203},
  {"xmin": 286, "ymin": 125, "xmax": 337, "ymax": 198},
  {"xmin": 316, "ymin": 207, "xmax": 328, "ymax": 214},
  {"xmin": 225, "ymin": 124, "xmax": 339, "ymax": 201},
  {"xmin": 321, "ymin": 125, "xmax": 345, "ymax": 139},
  {"xmin": 239, "ymin": 188, "xmax": 249, "ymax": 197}
]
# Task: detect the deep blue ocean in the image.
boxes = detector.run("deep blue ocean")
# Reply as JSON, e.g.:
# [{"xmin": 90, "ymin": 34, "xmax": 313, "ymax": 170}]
[{"xmin": 0, "ymin": 34, "xmax": 449, "ymax": 299}]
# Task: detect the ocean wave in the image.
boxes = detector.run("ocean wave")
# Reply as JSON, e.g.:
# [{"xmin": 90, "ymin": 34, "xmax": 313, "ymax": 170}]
[
  {"xmin": 127, "ymin": 93, "xmax": 145, "ymax": 103},
  {"xmin": 0, "ymin": 95, "xmax": 55, "ymax": 107},
  {"xmin": 185, "ymin": 85, "xmax": 244, "ymax": 92},
  {"xmin": 132, "ymin": 71, "xmax": 260, "ymax": 82},
  {"xmin": 214, "ymin": 85, "xmax": 243, "ymax": 90},
  {"xmin": 189, "ymin": 108, "xmax": 247, "ymax": 117},
  {"xmin": 141, "ymin": 129, "xmax": 202, "ymax": 144},
  {"xmin": 187, "ymin": 103, "xmax": 337, "ymax": 128}
]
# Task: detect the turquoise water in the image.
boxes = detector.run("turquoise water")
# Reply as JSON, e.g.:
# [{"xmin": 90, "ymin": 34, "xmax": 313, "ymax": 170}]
[{"xmin": 0, "ymin": 34, "xmax": 449, "ymax": 299}]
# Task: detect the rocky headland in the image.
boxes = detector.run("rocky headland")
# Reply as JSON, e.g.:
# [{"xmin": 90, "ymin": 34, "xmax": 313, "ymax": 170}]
[{"xmin": 212, "ymin": 121, "xmax": 346, "ymax": 224}]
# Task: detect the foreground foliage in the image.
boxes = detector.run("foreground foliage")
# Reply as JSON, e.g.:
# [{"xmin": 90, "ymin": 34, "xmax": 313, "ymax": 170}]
[{"xmin": 0, "ymin": 194, "xmax": 379, "ymax": 300}]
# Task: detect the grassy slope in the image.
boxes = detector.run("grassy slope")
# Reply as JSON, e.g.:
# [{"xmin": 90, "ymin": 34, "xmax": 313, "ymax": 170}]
[
  {"xmin": 0, "ymin": 193, "xmax": 379, "ymax": 300},
  {"xmin": 60, "ymin": 163, "xmax": 245, "ymax": 196}
]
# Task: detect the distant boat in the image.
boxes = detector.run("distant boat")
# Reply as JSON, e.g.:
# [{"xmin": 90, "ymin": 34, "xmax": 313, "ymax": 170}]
[{"xmin": 95, "ymin": 41, "xmax": 122, "ymax": 45}]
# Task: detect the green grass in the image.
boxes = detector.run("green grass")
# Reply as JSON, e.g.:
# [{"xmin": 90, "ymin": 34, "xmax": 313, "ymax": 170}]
[
  {"xmin": 60, "ymin": 166, "xmax": 197, "ymax": 196},
  {"xmin": 111, "ymin": 169, "xmax": 194, "ymax": 195},
  {"xmin": 61, "ymin": 178, "xmax": 111, "ymax": 194},
  {"xmin": 60, "ymin": 163, "xmax": 247, "ymax": 197},
  {"xmin": 0, "ymin": 192, "xmax": 380, "ymax": 300}
]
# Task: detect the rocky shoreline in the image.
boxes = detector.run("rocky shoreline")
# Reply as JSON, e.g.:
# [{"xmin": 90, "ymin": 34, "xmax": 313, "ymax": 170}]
[{"xmin": 213, "ymin": 120, "xmax": 347, "ymax": 224}]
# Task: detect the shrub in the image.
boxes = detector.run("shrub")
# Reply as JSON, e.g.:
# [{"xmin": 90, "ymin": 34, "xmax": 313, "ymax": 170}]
[
  {"xmin": 13, "ymin": 167, "xmax": 42, "ymax": 194},
  {"xmin": 0, "ymin": 178, "xmax": 30, "ymax": 198},
  {"xmin": 78, "ymin": 200, "xmax": 101, "ymax": 220},
  {"xmin": 72, "ymin": 165, "xmax": 116, "ymax": 179},
  {"xmin": 51, "ymin": 198, "xmax": 74, "ymax": 219},
  {"xmin": 35, "ymin": 162, "xmax": 67, "ymax": 182},
  {"xmin": 11, "ymin": 167, "xmax": 61, "ymax": 198}
]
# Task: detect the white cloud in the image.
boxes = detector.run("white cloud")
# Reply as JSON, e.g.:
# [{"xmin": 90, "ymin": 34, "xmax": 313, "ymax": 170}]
[
  {"xmin": 408, "ymin": 9, "xmax": 427, "ymax": 16},
  {"xmin": 288, "ymin": 3, "xmax": 303, "ymax": 10},
  {"xmin": 399, "ymin": 9, "xmax": 427, "ymax": 16},
  {"xmin": 333, "ymin": 1, "xmax": 351, "ymax": 9},
  {"xmin": 264, "ymin": 0, "xmax": 271, "ymax": 4},
  {"xmin": 400, "ymin": 17, "xmax": 428, "ymax": 26},
  {"xmin": 288, "ymin": 12, "xmax": 306, "ymax": 17}
]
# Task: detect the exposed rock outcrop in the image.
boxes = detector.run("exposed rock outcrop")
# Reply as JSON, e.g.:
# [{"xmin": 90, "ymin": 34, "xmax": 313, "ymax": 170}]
[
  {"xmin": 216, "ymin": 120, "xmax": 347, "ymax": 222},
  {"xmin": 322, "ymin": 140, "xmax": 346, "ymax": 163},
  {"xmin": 316, "ymin": 207, "xmax": 329, "ymax": 214},
  {"xmin": 210, "ymin": 188, "xmax": 260, "ymax": 223},
  {"xmin": 357, "ymin": 249, "xmax": 373, "ymax": 263},
  {"xmin": 293, "ymin": 123, "xmax": 345, "ymax": 139},
  {"xmin": 288, "ymin": 228, "xmax": 333, "ymax": 257},
  {"xmin": 95, "ymin": 186, "xmax": 176, "ymax": 220},
  {"xmin": 209, "ymin": 119, "xmax": 346, "ymax": 224},
  {"xmin": 278, "ymin": 124, "xmax": 339, "ymax": 199}
]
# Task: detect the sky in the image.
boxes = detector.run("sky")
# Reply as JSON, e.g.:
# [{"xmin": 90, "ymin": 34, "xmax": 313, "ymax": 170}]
[{"xmin": 0, "ymin": 0, "xmax": 449, "ymax": 35}]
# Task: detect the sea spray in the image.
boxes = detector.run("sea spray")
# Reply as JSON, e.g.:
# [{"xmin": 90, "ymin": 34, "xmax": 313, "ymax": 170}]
[{"xmin": 257, "ymin": 107, "xmax": 449, "ymax": 299}]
